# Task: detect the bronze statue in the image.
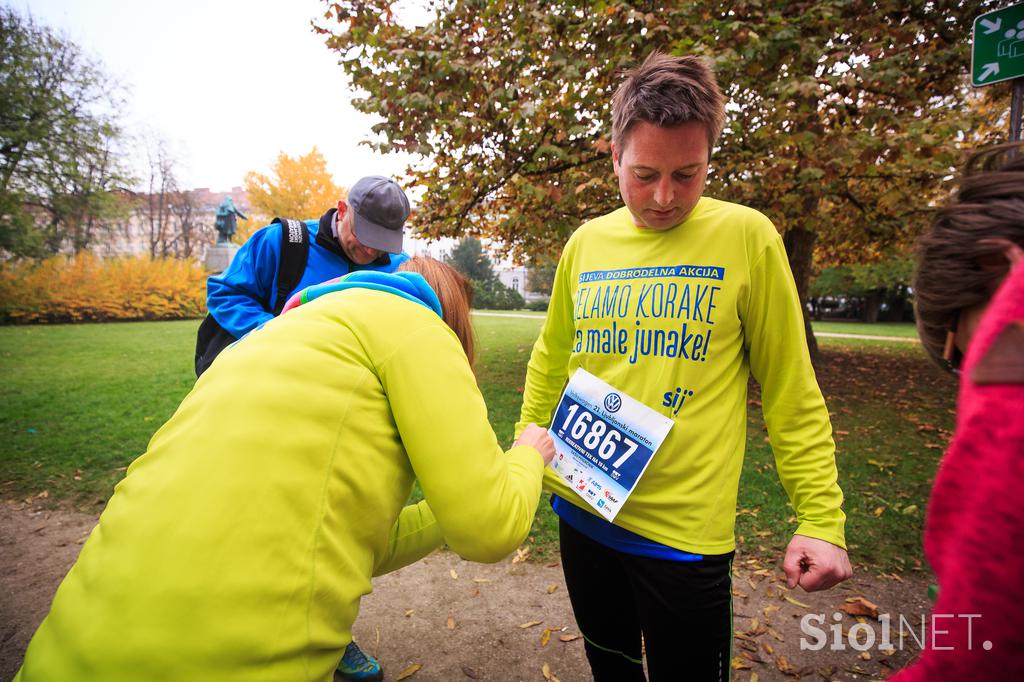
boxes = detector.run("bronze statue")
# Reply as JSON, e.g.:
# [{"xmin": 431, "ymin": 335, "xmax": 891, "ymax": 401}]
[{"xmin": 214, "ymin": 197, "xmax": 247, "ymax": 243}]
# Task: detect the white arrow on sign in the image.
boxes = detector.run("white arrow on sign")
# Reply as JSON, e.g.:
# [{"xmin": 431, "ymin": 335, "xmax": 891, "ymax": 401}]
[
  {"xmin": 979, "ymin": 62, "xmax": 1001, "ymax": 82},
  {"xmin": 980, "ymin": 17, "xmax": 1002, "ymax": 35}
]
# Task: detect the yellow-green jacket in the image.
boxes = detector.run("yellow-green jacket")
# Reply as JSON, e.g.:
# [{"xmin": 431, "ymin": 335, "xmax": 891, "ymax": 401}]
[{"xmin": 17, "ymin": 271, "xmax": 545, "ymax": 681}]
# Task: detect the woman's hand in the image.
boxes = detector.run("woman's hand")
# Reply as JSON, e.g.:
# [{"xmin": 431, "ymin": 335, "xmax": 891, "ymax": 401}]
[{"xmin": 515, "ymin": 424, "xmax": 556, "ymax": 465}]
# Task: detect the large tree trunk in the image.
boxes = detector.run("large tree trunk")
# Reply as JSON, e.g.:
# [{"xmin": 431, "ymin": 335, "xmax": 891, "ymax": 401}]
[
  {"xmin": 782, "ymin": 227, "xmax": 819, "ymax": 362},
  {"xmin": 862, "ymin": 292, "xmax": 882, "ymax": 323}
]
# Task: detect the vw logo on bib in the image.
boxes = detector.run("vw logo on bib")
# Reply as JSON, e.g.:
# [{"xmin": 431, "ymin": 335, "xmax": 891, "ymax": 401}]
[{"xmin": 603, "ymin": 393, "xmax": 622, "ymax": 413}]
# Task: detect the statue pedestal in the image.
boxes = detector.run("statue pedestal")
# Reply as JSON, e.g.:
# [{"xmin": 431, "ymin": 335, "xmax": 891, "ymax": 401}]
[{"xmin": 205, "ymin": 243, "xmax": 239, "ymax": 273}]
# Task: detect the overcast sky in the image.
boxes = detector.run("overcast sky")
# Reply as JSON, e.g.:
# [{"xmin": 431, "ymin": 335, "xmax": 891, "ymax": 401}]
[{"xmin": 22, "ymin": 0, "xmax": 426, "ymax": 192}]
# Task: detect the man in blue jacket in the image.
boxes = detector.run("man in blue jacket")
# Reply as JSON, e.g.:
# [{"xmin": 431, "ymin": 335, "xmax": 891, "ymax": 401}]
[
  {"xmin": 202, "ymin": 175, "xmax": 410, "ymax": 682},
  {"xmin": 206, "ymin": 175, "xmax": 412, "ymax": 341}
]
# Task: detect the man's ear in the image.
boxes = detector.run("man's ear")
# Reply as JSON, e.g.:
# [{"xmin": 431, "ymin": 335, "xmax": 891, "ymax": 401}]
[
  {"xmin": 611, "ymin": 142, "xmax": 621, "ymax": 174},
  {"xmin": 336, "ymin": 199, "xmax": 348, "ymax": 217}
]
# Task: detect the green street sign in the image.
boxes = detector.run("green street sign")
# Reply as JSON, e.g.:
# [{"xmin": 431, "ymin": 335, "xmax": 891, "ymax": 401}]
[{"xmin": 972, "ymin": 2, "xmax": 1024, "ymax": 87}]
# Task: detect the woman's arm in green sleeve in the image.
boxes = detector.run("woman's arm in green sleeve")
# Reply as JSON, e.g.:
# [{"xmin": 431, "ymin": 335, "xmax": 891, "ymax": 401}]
[
  {"xmin": 372, "ymin": 500, "xmax": 444, "ymax": 577},
  {"xmin": 380, "ymin": 322, "xmax": 546, "ymax": 564}
]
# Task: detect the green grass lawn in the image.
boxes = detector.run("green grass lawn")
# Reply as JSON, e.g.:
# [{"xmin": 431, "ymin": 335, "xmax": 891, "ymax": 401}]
[
  {"xmin": 811, "ymin": 320, "xmax": 918, "ymax": 338},
  {"xmin": 0, "ymin": 318, "xmax": 953, "ymax": 571},
  {"xmin": 0, "ymin": 320, "xmax": 199, "ymax": 504}
]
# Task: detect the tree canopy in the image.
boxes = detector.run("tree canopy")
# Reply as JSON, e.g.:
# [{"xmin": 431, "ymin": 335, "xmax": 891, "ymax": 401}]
[
  {"xmin": 810, "ymin": 253, "xmax": 913, "ymax": 322},
  {"xmin": 445, "ymin": 235, "xmax": 496, "ymax": 281},
  {"xmin": 133, "ymin": 137, "xmax": 209, "ymax": 259},
  {"xmin": 445, "ymin": 236, "xmax": 525, "ymax": 309},
  {"xmin": 0, "ymin": 6, "xmax": 133, "ymax": 257},
  {"xmin": 318, "ymin": 0, "xmax": 1012, "ymax": 350},
  {"xmin": 240, "ymin": 147, "xmax": 346, "ymax": 241},
  {"xmin": 321, "ymin": 0, "xmax": 1000, "ymax": 259}
]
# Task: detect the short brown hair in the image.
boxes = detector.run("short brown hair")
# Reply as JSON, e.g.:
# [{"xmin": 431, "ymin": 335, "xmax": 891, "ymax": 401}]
[
  {"xmin": 399, "ymin": 256, "xmax": 476, "ymax": 367},
  {"xmin": 914, "ymin": 143, "xmax": 1024, "ymax": 369},
  {"xmin": 611, "ymin": 51, "xmax": 726, "ymax": 153}
]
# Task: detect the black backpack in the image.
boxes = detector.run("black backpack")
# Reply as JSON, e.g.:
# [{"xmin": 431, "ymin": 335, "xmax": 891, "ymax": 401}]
[{"xmin": 194, "ymin": 218, "xmax": 310, "ymax": 377}]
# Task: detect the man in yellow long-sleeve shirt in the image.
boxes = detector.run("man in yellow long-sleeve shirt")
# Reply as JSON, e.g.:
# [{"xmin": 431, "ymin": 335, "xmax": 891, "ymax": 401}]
[{"xmin": 516, "ymin": 51, "xmax": 851, "ymax": 681}]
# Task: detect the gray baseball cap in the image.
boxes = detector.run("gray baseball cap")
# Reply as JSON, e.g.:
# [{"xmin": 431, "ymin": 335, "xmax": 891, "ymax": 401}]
[{"xmin": 348, "ymin": 176, "xmax": 410, "ymax": 254}]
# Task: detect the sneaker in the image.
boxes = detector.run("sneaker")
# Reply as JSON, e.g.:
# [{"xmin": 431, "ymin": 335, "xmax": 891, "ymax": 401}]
[{"xmin": 336, "ymin": 640, "xmax": 383, "ymax": 682}]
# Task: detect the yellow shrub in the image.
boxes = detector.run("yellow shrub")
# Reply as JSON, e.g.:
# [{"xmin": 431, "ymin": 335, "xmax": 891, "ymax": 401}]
[{"xmin": 0, "ymin": 253, "xmax": 208, "ymax": 323}]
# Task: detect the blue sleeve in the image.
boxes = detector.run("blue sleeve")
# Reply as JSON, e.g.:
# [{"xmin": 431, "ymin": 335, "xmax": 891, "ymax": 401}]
[{"xmin": 206, "ymin": 225, "xmax": 281, "ymax": 338}]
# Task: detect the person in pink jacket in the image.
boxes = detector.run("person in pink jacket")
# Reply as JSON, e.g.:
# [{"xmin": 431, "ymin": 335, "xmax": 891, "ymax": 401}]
[{"xmin": 894, "ymin": 143, "xmax": 1024, "ymax": 680}]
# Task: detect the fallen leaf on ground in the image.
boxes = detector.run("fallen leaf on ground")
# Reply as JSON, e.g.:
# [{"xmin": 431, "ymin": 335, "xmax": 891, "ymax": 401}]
[
  {"xmin": 559, "ymin": 634, "xmax": 581, "ymax": 642},
  {"xmin": 404, "ymin": 609, "xmax": 414, "ymax": 617},
  {"xmin": 512, "ymin": 547, "xmax": 531, "ymax": 563},
  {"xmin": 472, "ymin": 577, "xmax": 490, "ymax": 583},
  {"xmin": 540, "ymin": 628, "xmax": 551, "ymax": 647},
  {"xmin": 546, "ymin": 583, "xmax": 559, "ymax": 594},
  {"xmin": 461, "ymin": 665, "xmax": 478, "ymax": 679},
  {"xmin": 519, "ymin": 620, "xmax": 543, "ymax": 629},
  {"xmin": 396, "ymin": 663, "xmax": 421, "ymax": 680},
  {"xmin": 736, "ymin": 638, "xmax": 758, "ymax": 652},
  {"xmin": 541, "ymin": 662, "xmax": 561, "ymax": 681},
  {"xmin": 775, "ymin": 654, "xmax": 799, "ymax": 675},
  {"xmin": 447, "ymin": 615, "xmax": 456, "ymax": 630},
  {"xmin": 783, "ymin": 596, "xmax": 810, "ymax": 608},
  {"xmin": 730, "ymin": 656, "xmax": 751, "ymax": 670},
  {"xmin": 840, "ymin": 596, "xmax": 879, "ymax": 620},
  {"xmin": 449, "ymin": 569, "xmax": 458, "ymax": 579}
]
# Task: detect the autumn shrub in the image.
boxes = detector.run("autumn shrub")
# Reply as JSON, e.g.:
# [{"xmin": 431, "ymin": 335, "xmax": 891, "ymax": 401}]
[{"xmin": 0, "ymin": 252, "xmax": 207, "ymax": 323}]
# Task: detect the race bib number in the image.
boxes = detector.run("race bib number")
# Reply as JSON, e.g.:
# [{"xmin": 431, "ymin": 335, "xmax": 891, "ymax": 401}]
[{"xmin": 548, "ymin": 368, "xmax": 673, "ymax": 521}]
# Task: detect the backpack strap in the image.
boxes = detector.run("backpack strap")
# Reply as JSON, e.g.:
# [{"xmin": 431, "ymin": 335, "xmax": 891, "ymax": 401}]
[{"xmin": 270, "ymin": 218, "xmax": 310, "ymax": 315}]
